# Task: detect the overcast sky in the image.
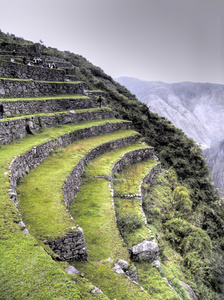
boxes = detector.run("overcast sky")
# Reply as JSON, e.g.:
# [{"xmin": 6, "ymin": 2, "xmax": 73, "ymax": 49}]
[{"xmin": 1, "ymin": 0, "xmax": 224, "ymax": 84}]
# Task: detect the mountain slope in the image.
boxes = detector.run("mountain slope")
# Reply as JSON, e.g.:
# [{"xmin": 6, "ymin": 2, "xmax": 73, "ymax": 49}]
[
  {"xmin": 1, "ymin": 30, "xmax": 224, "ymax": 299},
  {"xmin": 204, "ymin": 139, "xmax": 224, "ymax": 196},
  {"xmin": 115, "ymin": 77, "xmax": 224, "ymax": 149}
]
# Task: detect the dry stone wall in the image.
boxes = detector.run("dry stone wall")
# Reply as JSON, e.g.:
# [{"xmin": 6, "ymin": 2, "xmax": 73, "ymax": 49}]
[
  {"xmin": 0, "ymin": 109, "xmax": 115, "ymax": 145},
  {"xmin": 0, "ymin": 61, "xmax": 66, "ymax": 81},
  {"xmin": 111, "ymin": 147, "xmax": 156, "ymax": 180},
  {"xmin": 48, "ymin": 229, "xmax": 87, "ymax": 261},
  {"xmin": 0, "ymin": 78, "xmax": 85, "ymax": 98},
  {"xmin": 3, "ymin": 97, "xmax": 95, "ymax": 116}
]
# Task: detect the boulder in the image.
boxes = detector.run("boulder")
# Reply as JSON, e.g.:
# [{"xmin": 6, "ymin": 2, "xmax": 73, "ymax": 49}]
[
  {"xmin": 130, "ymin": 240, "xmax": 159, "ymax": 261},
  {"xmin": 65, "ymin": 266, "xmax": 80, "ymax": 275},
  {"xmin": 117, "ymin": 259, "xmax": 129, "ymax": 271},
  {"xmin": 112, "ymin": 263, "xmax": 124, "ymax": 275}
]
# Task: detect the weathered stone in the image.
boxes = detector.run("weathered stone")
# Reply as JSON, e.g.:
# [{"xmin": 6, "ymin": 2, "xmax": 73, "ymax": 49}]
[
  {"xmin": 23, "ymin": 228, "xmax": 30, "ymax": 236},
  {"xmin": 65, "ymin": 266, "xmax": 80, "ymax": 275},
  {"xmin": 130, "ymin": 240, "xmax": 159, "ymax": 261},
  {"xmin": 153, "ymin": 259, "xmax": 161, "ymax": 268},
  {"xmin": 18, "ymin": 221, "xmax": 25, "ymax": 229},
  {"xmin": 90, "ymin": 286, "xmax": 103, "ymax": 294},
  {"xmin": 112, "ymin": 263, "xmax": 124, "ymax": 275},
  {"xmin": 117, "ymin": 259, "xmax": 129, "ymax": 271}
]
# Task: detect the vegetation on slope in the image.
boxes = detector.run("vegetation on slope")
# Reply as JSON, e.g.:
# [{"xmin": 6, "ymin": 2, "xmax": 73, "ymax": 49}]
[{"xmin": 1, "ymin": 30, "xmax": 224, "ymax": 298}]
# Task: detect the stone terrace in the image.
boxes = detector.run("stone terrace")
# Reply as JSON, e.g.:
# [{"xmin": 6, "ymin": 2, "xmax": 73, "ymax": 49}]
[{"xmin": 0, "ymin": 48, "xmax": 166, "ymax": 299}]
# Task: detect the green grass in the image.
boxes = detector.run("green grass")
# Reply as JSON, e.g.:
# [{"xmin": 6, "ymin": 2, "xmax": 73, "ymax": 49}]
[
  {"xmin": 73, "ymin": 260, "xmax": 152, "ymax": 300},
  {"xmin": 84, "ymin": 142, "xmax": 151, "ymax": 177},
  {"xmin": 70, "ymin": 142, "xmax": 151, "ymax": 261},
  {"xmin": 135, "ymin": 262, "xmax": 181, "ymax": 300},
  {"xmin": 0, "ymin": 235, "xmax": 82, "ymax": 300},
  {"xmin": 114, "ymin": 160, "xmax": 157, "ymax": 196},
  {"xmin": 17, "ymin": 130, "xmax": 139, "ymax": 241},
  {"xmin": 68, "ymin": 142, "xmax": 174, "ymax": 299},
  {"xmin": 113, "ymin": 160, "xmax": 157, "ymax": 247},
  {"xmin": 70, "ymin": 177, "xmax": 129, "ymax": 262},
  {"xmin": 0, "ymin": 94, "xmax": 88, "ymax": 102},
  {"xmin": 114, "ymin": 197, "xmax": 151, "ymax": 247},
  {"xmin": 0, "ymin": 118, "xmax": 130, "ymax": 239}
]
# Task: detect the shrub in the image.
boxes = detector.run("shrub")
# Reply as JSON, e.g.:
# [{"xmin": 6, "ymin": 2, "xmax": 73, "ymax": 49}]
[{"xmin": 116, "ymin": 212, "xmax": 144, "ymax": 238}]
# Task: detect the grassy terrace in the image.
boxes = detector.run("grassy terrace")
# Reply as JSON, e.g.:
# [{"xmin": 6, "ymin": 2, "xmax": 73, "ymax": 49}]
[
  {"xmin": 1, "ymin": 107, "xmax": 112, "ymax": 120},
  {"xmin": 113, "ymin": 160, "xmax": 158, "ymax": 248},
  {"xmin": 70, "ymin": 146, "xmax": 179, "ymax": 299},
  {"xmin": 70, "ymin": 143, "xmax": 154, "ymax": 299},
  {"xmin": 17, "ymin": 129, "xmax": 140, "ymax": 242},
  {"xmin": 0, "ymin": 118, "xmax": 129, "ymax": 239},
  {"xmin": 70, "ymin": 143, "xmax": 150, "ymax": 261},
  {"xmin": 112, "ymin": 162, "xmax": 190, "ymax": 299},
  {"xmin": 114, "ymin": 160, "xmax": 157, "ymax": 196},
  {"xmin": 1, "ymin": 120, "xmax": 131, "ymax": 299},
  {"xmin": 0, "ymin": 94, "xmax": 89, "ymax": 102}
]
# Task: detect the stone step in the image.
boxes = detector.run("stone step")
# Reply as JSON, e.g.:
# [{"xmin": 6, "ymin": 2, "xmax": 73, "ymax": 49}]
[
  {"xmin": 0, "ymin": 78, "xmax": 85, "ymax": 98},
  {"xmin": 0, "ymin": 107, "xmax": 115, "ymax": 145},
  {"xmin": 1, "ymin": 94, "xmax": 96, "ymax": 116},
  {"xmin": 15, "ymin": 130, "xmax": 140, "ymax": 260}
]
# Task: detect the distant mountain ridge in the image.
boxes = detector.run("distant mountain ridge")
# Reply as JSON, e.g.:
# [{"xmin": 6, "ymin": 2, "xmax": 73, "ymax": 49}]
[
  {"xmin": 115, "ymin": 76, "xmax": 224, "ymax": 195},
  {"xmin": 115, "ymin": 77, "xmax": 224, "ymax": 149}
]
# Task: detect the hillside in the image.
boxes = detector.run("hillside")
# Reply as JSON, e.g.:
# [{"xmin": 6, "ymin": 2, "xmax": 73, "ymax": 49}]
[
  {"xmin": 0, "ymin": 31, "xmax": 224, "ymax": 299},
  {"xmin": 115, "ymin": 77, "xmax": 224, "ymax": 149},
  {"xmin": 115, "ymin": 77, "xmax": 224, "ymax": 196},
  {"xmin": 204, "ymin": 139, "xmax": 224, "ymax": 196}
]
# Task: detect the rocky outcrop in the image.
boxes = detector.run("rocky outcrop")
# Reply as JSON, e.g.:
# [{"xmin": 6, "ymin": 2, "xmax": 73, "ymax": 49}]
[
  {"xmin": 180, "ymin": 281, "xmax": 198, "ymax": 300},
  {"xmin": 204, "ymin": 139, "xmax": 224, "ymax": 196}
]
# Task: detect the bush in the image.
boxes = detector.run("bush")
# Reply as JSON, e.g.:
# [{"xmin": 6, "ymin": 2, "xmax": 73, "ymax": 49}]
[{"xmin": 116, "ymin": 212, "xmax": 144, "ymax": 238}]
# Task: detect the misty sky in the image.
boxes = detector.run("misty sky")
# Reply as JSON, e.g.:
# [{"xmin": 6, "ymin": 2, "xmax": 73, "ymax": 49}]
[{"xmin": 1, "ymin": 0, "xmax": 224, "ymax": 84}]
